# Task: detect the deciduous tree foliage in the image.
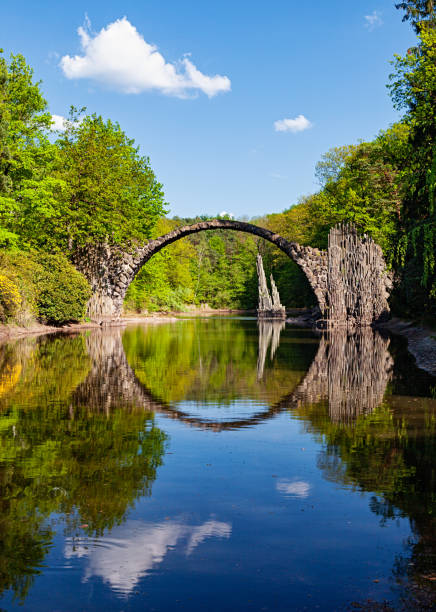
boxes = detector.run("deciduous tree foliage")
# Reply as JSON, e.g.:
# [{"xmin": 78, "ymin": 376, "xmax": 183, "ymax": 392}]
[
  {"xmin": 0, "ymin": 53, "xmax": 166, "ymax": 254},
  {"xmin": 0, "ymin": 52, "xmax": 167, "ymax": 323},
  {"xmin": 389, "ymin": 22, "xmax": 436, "ymax": 314},
  {"xmin": 395, "ymin": 0, "xmax": 435, "ymax": 31},
  {"xmin": 55, "ymin": 110, "xmax": 167, "ymax": 250},
  {"xmin": 0, "ymin": 51, "xmax": 54, "ymax": 248}
]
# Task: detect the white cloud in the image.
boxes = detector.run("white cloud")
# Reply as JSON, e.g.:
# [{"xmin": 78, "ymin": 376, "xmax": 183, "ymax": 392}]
[
  {"xmin": 51, "ymin": 114, "xmax": 83, "ymax": 131},
  {"xmin": 364, "ymin": 11, "xmax": 383, "ymax": 31},
  {"xmin": 51, "ymin": 114, "xmax": 67, "ymax": 131},
  {"xmin": 218, "ymin": 211, "xmax": 235, "ymax": 219},
  {"xmin": 60, "ymin": 17, "xmax": 231, "ymax": 98},
  {"xmin": 274, "ymin": 115, "xmax": 312, "ymax": 133},
  {"xmin": 65, "ymin": 517, "xmax": 231, "ymax": 595},
  {"xmin": 276, "ymin": 479, "xmax": 311, "ymax": 498}
]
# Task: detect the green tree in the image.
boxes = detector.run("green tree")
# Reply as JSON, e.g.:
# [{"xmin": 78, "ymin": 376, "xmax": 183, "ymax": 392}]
[
  {"xmin": 308, "ymin": 128, "xmax": 407, "ymax": 254},
  {"xmin": 0, "ymin": 55, "xmax": 166, "ymax": 254},
  {"xmin": 0, "ymin": 52, "xmax": 55, "ymax": 248},
  {"xmin": 396, "ymin": 0, "xmax": 436, "ymax": 32},
  {"xmin": 314, "ymin": 145, "xmax": 357, "ymax": 187},
  {"xmin": 258, "ymin": 203, "xmax": 318, "ymax": 307},
  {"xmin": 389, "ymin": 24, "xmax": 436, "ymax": 314},
  {"xmin": 125, "ymin": 217, "xmax": 196, "ymax": 312},
  {"xmin": 50, "ymin": 110, "xmax": 167, "ymax": 251}
]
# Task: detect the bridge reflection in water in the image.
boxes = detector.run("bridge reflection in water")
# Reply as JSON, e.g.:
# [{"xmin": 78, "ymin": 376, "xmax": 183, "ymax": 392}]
[{"xmin": 75, "ymin": 323, "xmax": 393, "ymax": 428}]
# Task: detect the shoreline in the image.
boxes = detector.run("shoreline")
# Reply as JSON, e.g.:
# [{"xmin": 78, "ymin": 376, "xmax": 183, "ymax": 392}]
[
  {"xmin": 0, "ymin": 308, "xmax": 251, "ymax": 341},
  {"xmin": 0, "ymin": 313, "xmax": 180, "ymax": 341},
  {"xmin": 379, "ymin": 318, "xmax": 436, "ymax": 377}
]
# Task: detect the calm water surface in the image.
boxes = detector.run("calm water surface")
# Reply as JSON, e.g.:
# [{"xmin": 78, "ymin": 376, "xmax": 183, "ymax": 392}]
[{"xmin": 0, "ymin": 317, "xmax": 435, "ymax": 611}]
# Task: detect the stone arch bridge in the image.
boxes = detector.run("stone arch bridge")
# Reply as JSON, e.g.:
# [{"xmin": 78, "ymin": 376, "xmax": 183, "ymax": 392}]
[{"xmin": 73, "ymin": 219, "xmax": 391, "ymax": 327}]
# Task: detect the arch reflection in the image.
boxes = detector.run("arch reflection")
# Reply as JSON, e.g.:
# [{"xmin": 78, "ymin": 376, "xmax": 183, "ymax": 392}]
[{"xmin": 71, "ymin": 324, "xmax": 394, "ymax": 430}]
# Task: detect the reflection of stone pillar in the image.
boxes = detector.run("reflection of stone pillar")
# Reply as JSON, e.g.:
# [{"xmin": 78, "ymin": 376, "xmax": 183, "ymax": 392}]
[
  {"xmin": 290, "ymin": 328, "xmax": 393, "ymax": 423},
  {"xmin": 326, "ymin": 329, "xmax": 393, "ymax": 422},
  {"xmin": 257, "ymin": 320, "xmax": 285, "ymax": 380},
  {"xmin": 72, "ymin": 330, "xmax": 157, "ymax": 412},
  {"xmin": 256, "ymin": 255, "xmax": 286, "ymax": 319}
]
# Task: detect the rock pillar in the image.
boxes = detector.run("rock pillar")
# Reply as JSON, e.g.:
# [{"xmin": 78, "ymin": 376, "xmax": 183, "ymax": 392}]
[
  {"xmin": 256, "ymin": 254, "xmax": 286, "ymax": 319},
  {"xmin": 72, "ymin": 244, "xmax": 134, "ymax": 323},
  {"xmin": 327, "ymin": 224, "xmax": 392, "ymax": 327}
]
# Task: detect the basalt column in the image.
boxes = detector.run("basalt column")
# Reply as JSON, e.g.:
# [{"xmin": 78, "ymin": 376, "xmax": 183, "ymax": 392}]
[
  {"xmin": 327, "ymin": 224, "xmax": 392, "ymax": 328},
  {"xmin": 256, "ymin": 254, "xmax": 286, "ymax": 319}
]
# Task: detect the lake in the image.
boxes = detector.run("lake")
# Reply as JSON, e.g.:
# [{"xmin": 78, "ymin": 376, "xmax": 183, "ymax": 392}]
[{"xmin": 0, "ymin": 317, "xmax": 435, "ymax": 611}]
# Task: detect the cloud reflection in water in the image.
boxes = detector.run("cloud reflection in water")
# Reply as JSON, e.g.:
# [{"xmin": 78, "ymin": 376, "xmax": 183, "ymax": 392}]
[
  {"xmin": 65, "ymin": 517, "xmax": 231, "ymax": 596},
  {"xmin": 276, "ymin": 479, "xmax": 311, "ymax": 498}
]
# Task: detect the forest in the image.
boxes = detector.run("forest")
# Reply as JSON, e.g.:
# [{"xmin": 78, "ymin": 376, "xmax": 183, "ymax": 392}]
[{"xmin": 0, "ymin": 0, "xmax": 435, "ymax": 325}]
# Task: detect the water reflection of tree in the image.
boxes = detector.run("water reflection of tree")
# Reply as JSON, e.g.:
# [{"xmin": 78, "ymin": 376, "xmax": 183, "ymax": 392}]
[
  {"xmin": 293, "ymin": 344, "xmax": 436, "ymax": 609},
  {"xmin": 123, "ymin": 323, "xmax": 393, "ymax": 431},
  {"xmin": 323, "ymin": 407, "xmax": 436, "ymax": 608},
  {"xmin": 0, "ymin": 334, "xmax": 166, "ymax": 603},
  {"xmin": 1, "ymin": 323, "xmax": 433, "ymax": 607}
]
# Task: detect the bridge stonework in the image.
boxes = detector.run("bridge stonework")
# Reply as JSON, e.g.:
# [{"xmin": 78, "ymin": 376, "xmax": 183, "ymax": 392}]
[{"xmin": 73, "ymin": 219, "xmax": 390, "ymax": 327}]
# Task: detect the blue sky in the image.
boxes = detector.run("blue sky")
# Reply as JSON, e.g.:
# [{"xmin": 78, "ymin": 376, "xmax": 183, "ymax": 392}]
[{"xmin": 1, "ymin": 1, "xmax": 417, "ymax": 218}]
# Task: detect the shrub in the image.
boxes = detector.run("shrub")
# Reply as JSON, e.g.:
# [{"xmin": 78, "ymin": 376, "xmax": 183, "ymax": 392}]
[
  {"xmin": 0, "ymin": 251, "xmax": 91, "ymax": 325},
  {"xmin": 0, "ymin": 274, "xmax": 22, "ymax": 321},
  {"xmin": 33, "ymin": 253, "xmax": 91, "ymax": 324}
]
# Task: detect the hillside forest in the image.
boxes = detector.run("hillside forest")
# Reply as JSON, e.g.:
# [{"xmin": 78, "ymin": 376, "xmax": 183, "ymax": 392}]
[{"xmin": 0, "ymin": 0, "xmax": 435, "ymax": 324}]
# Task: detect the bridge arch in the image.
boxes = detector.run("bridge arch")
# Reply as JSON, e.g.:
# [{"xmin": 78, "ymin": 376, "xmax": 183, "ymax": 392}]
[{"xmin": 74, "ymin": 219, "xmax": 328, "ymax": 320}]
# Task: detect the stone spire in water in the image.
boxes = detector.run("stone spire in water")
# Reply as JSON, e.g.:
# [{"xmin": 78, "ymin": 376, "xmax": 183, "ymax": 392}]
[
  {"xmin": 270, "ymin": 274, "xmax": 284, "ymax": 311},
  {"xmin": 256, "ymin": 254, "xmax": 273, "ymax": 311},
  {"xmin": 256, "ymin": 254, "xmax": 286, "ymax": 319}
]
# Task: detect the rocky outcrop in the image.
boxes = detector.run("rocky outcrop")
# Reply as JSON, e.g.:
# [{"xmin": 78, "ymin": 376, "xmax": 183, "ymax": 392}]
[
  {"xmin": 326, "ymin": 224, "xmax": 392, "ymax": 328},
  {"xmin": 256, "ymin": 254, "xmax": 286, "ymax": 319}
]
